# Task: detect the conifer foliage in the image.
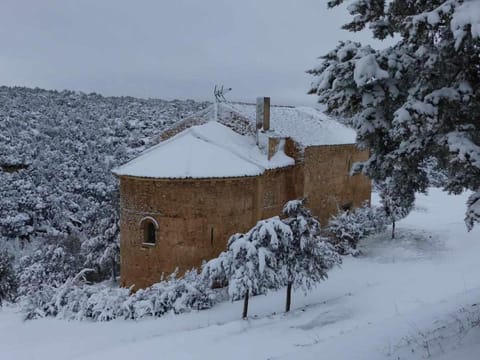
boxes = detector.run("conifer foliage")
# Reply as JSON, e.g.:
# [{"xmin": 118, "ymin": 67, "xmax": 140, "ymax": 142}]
[
  {"xmin": 0, "ymin": 248, "xmax": 17, "ymax": 304},
  {"xmin": 281, "ymin": 200, "xmax": 340, "ymax": 312},
  {"xmin": 309, "ymin": 0, "xmax": 480, "ymax": 229},
  {"xmin": 203, "ymin": 207, "xmax": 341, "ymax": 318},
  {"xmin": 377, "ymin": 178, "xmax": 414, "ymax": 239},
  {"xmin": 327, "ymin": 203, "xmax": 387, "ymax": 255},
  {"xmin": 204, "ymin": 217, "xmax": 291, "ymax": 318},
  {"xmin": 18, "ymin": 238, "xmax": 82, "ymax": 299}
]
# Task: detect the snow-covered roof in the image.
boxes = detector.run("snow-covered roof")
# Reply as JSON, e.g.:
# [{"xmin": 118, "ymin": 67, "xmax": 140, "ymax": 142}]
[
  {"xmin": 159, "ymin": 102, "xmax": 356, "ymax": 148},
  {"xmin": 113, "ymin": 121, "xmax": 294, "ymax": 179},
  {"xmin": 224, "ymin": 102, "xmax": 356, "ymax": 147}
]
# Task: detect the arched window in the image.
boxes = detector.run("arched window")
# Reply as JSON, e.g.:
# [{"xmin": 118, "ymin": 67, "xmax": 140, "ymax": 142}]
[{"xmin": 140, "ymin": 217, "xmax": 158, "ymax": 245}]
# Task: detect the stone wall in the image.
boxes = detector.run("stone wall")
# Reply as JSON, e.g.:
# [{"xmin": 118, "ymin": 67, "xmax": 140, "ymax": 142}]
[
  {"xmin": 119, "ymin": 167, "xmax": 295, "ymax": 289},
  {"xmin": 303, "ymin": 144, "xmax": 371, "ymax": 224},
  {"xmin": 118, "ymin": 144, "xmax": 371, "ymax": 289}
]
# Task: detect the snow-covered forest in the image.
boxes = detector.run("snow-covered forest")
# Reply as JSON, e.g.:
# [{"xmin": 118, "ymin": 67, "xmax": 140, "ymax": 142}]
[{"xmin": 0, "ymin": 86, "xmax": 208, "ymax": 288}]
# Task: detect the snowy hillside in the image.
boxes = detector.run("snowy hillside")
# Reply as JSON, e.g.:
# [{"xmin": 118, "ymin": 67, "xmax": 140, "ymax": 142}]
[
  {"xmin": 0, "ymin": 86, "xmax": 208, "ymax": 264},
  {"xmin": 1, "ymin": 189, "xmax": 480, "ymax": 359}
]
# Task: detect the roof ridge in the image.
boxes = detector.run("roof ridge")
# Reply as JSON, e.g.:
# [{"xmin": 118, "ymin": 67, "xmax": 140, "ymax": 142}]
[
  {"xmin": 189, "ymin": 124, "xmax": 265, "ymax": 172},
  {"xmin": 112, "ymin": 129, "xmax": 193, "ymax": 174},
  {"xmin": 228, "ymin": 101, "xmax": 296, "ymax": 109}
]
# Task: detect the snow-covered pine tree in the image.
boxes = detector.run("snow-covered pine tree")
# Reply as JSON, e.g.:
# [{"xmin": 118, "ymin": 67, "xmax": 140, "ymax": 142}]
[
  {"xmin": 309, "ymin": 0, "xmax": 480, "ymax": 230},
  {"xmin": 201, "ymin": 250, "xmax": 231, "ymax": 289},
  {"xmin": 224, "ymin": 217, "xmax": 292, "ymax": 318},
  {"xmin": 377, "ymin": 176, "xmax": 414, "ymax": 239},
  {"xmin": 81, "ymin": 191, "xmax": 120, "ymax": 282},
  {"xmin": 0, "ymin": 248, "xmax": 17, "ymax": 305},
  {"xmin": 18, "ymin": 236, "xmax": 82, "ymax": 298},
  {"xmin": 281, "ymin": 200, "xmax": 340, "ymax": 312}
]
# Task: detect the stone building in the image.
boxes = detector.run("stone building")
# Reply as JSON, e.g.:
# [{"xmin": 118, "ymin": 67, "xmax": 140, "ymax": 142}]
[{"xmin": 113, "ymin": 98, "xmax": 371, "ymax": 289}]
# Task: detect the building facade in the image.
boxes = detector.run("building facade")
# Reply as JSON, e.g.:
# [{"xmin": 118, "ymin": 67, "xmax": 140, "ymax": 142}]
[{"xmin": 114, "ymin": 99, "xmax": 370, "ymax": 289}]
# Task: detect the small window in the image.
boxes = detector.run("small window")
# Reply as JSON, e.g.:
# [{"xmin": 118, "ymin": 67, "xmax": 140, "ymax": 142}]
[
  {"xmin": 140, "ymin": 217, "xmax": 158, "ymax": 245},
  {"xmin": 341, "ymin": 202, "xmax": 352, "ymax": 212}
]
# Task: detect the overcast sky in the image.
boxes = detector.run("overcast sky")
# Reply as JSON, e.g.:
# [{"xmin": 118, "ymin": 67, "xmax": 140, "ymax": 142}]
[{"xmin": 1, "ymin": 0, "xmax": 386, "ymax": 106}]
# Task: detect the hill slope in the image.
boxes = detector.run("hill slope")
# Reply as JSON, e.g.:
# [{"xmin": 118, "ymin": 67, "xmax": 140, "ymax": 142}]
[{"xmin": 0, "ymin": 86, "xmax": 208, "ymax": 259}]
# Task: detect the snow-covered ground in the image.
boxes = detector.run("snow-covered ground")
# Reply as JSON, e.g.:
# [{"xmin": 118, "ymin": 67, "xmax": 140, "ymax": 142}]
[{"xmin": 2, "ymin": 189, "xmax": 480, "ymax": 360}]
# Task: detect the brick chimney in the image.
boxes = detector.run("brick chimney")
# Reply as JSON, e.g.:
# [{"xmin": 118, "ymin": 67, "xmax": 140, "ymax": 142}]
[{"xmin": 256, "ymin": 97, "xmax": 270, "ymax": 131}]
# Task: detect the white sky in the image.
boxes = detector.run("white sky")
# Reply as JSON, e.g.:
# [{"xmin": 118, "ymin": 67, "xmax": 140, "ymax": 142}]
[{"xmin": 1, "ymin": 0, "xmax": 388, "ymax": 106}]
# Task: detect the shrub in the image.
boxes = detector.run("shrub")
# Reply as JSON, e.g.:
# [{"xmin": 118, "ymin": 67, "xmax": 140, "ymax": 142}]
[
  {"xmin": 327, "ymin": 204, "xmax": 387, "ymax": 255},
  {"xmin": 20, "ymin": 268, "xmax": 219, "ymax": 321}
]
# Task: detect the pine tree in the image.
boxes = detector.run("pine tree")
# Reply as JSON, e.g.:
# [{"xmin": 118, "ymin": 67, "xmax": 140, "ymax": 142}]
[
  {"xmin": 281, "ymin": 200, "xmax": 341, "ymax": 312},
  {"xmin": 81, "ymin": 191, "xmax": 120, "ymax": 281},
  {"xmin": 377, "ymin": 177, "xmax": 414, "ymax": 239},
  {"xmin": 309, "ymin": 0, "xmax": 480, "ymax": 229},
  {"xmin": 204, "ymin": 217, "xmax": 292, "ymax": 319},
  {"xmin": 229, "ymin": 217, "xmax": 292, "ymax": 318}
]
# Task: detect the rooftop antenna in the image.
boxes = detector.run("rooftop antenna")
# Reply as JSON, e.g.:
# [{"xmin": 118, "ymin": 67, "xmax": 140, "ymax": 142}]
[
  {"xmin": 212, "ymin": 85, "xmax": 232, "ymax": 122},
  {"xmin": 214, "ymin": 85, "xmax": 232, "ymax": 103}
]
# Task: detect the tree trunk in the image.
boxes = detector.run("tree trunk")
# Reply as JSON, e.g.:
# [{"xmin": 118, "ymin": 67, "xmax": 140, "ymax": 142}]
[
  {"xmin": 242, "ymin": 289, "xmax": 249, "ymax": 319},
  {"xmin": 392, "ymin": 219, "xmax": 396, "ymax": 240},
  {"xmin": 111, "ymin": 258, "xmax": 117, "ymax": 283},
  {"xmin": 285, "ymin": 282, "xmax": 292, "ymax": 312}
]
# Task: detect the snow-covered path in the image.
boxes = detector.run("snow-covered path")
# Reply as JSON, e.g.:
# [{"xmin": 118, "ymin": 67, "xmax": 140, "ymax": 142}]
[{"xmin": 1, "ymin": 189, "xmax": 480, "ymax": 360}]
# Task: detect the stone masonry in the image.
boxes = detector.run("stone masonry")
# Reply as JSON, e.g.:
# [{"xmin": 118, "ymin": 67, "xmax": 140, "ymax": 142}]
[{"xmin": 118, "ymin": 143, "xmax": 370, "ymax": 289}]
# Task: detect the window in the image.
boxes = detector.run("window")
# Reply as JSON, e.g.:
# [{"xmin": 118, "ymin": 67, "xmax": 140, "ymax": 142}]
[
  {"xmin": 341, "ymin": 201, "xmax": 352, "ymax": 212},
  {"xmin": 140, "ymin": 217, "xmax": 158, "ymax": 245}
]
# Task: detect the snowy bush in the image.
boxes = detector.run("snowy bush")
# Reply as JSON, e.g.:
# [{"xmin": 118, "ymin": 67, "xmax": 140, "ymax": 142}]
[
  {"xmin": 327, "ymin": 203, "xmax": 387, "ymax": 255},
  {"xmin": 21, "ymin": 272, "xmax": 130, "ymax": 321},
  {"xmin": 20, "ymin": 268, "xmax": 219, "ymax": 321},
  {"xmin": 18, "ymin": 237, "xmax": 82, "ymax": 298},
  {"xmin": 0, "ymin": 248, "xmax": 17, "ymax": 305}
]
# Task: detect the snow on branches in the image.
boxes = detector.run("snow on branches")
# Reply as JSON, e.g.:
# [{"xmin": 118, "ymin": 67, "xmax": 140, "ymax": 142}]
[
  {"xmin": 203, "ymin": 205, "xmax": 341, "ymax": 317},
  {"xmin": 282, "ymin": 200, "xmax": 340, "ymax": 312},
  {"xmin": 327, "ymin": 202, "xmax": 387, "ymax": 255},
  {"xmin": 203, "ymin": 217, "xmax": 291, "ymax": 318},
  {"xmin": 20, "ymin": 269, "xmax": 218, "ymax": 321},
  {"xmin": 0, "ymin": 87, "xmax": 208, "ymax": 290},
  {"xmin": 226, "ymin": 218, "xmax": 290, "ymax": 302},
  {"xmin": 310, "ymin": 0, "xmax": 480, "ymax": 229}
]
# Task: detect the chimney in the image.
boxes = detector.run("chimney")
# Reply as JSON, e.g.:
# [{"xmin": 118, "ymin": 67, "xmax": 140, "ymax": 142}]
[
  {"xmin": 256, "ymin": 97, "xmax": 270, "ymax": 131},
  {"xmin": 268, "ymin": 137, "xmax": 280, "ymax": 160}
]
